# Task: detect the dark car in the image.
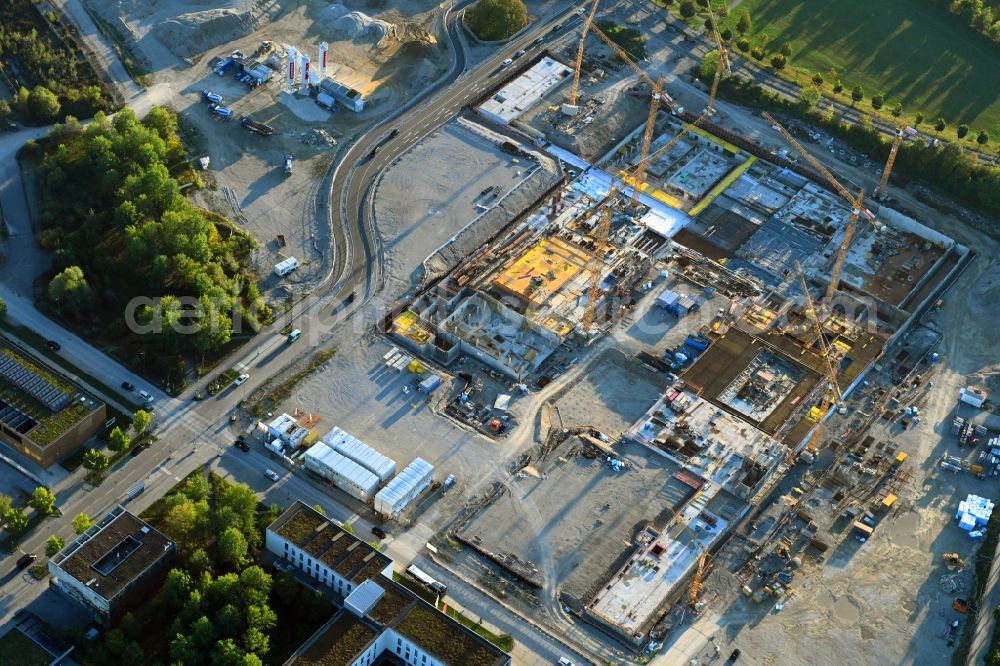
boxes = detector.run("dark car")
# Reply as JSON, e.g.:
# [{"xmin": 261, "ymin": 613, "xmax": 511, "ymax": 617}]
[
  {"xmin": 121, "ymin": 381, "xmax": 135, "ymax": 391},
  {"xmin": 234, "ymin": 439, "xmax": 250, "ymax": 453},
  {"xmin": 371, "ymin": 526, "xmax": 387, "ymax": 539},
  {"xmin": 514, "ymin": 49, "xmax": 526, "ymax": 59},
  {"xmin": 728, "ymin": 649, "xmax": 741, "ymax": 663},
  {"xmin": 551, "ymin": 23, "xmax": 562, "ymax": 32},
  {"xmin": 130, "ymin": 442, "xmax": 150, "ymax": 457},
  {"xmin": 46, "ymin": 340, "xmax": 61, "ymax": 351},
  {"xmin": 368, "ymin": 145, "xmax": 380, "ymax": 158},
  {"xmin": 16, "ymin": 553, "xmax": 37, "ymax": 569},
  {"xmin": 389, "ymin": 128, "xmax": 400, "ymax": 138}
]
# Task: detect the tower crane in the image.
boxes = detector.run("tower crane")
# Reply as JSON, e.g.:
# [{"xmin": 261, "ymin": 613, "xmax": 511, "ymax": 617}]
[
  {"xmin": 795, "ymin": 262, "xmax": 843, "ymax": 405},
  {"xmin": 630, "ymin": 75, "xmax": 666, "ymax": 205},
  {"xmin": 876, "ymin": 124, "xmax": 918, "ymax": 201},
  {"xmin": 587, "ymin": 21, "xmax": 677, "ymax": 111},
  {"xmin": 567, "ymin": 0, "xmax": 601, "ymax": 112},
  {"xmin": 617, "ymin": 6, "xmax": 730, "ymax": 197},
  {"xmin": 762, "ymin": 112, "xmax": 877, "ymax": 305}
]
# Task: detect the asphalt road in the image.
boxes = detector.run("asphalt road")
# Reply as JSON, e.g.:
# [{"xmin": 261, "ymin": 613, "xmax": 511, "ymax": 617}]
[{"xmin": 0, "ymin": 2, "xmax": 594, "ymax": 663}]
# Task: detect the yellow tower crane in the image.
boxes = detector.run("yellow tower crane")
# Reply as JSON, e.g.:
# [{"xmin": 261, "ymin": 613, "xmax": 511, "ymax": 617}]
[
  {"xmin": 762, "ymin": 112, "xmax": 877, "ymax": 305},
  {"xmin": 567, "ymin": 0, "xmax": 601, "ymax": 112},
  {"xmin": 876, "ymin": 124, "xmax": 918, "ymax": 201},
  {"xmin": 630, "ymin": 75, "xmax": 666, "ymax": 205}
]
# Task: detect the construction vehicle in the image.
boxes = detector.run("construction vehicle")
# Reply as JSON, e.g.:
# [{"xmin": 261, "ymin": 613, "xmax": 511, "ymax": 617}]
[
  {"xmin": 942, "ymin": 553, "xmax": 966, "ymax": 570},
  {"xmin": 201, "ymin": 90, "xmax": 223, "ymax": 104},
  {"xmin": 240, "ymin": 115, "xmax": 276, "ymax": 136},
  {"xmin": 208, "ymin": 103, "xmax": 233, "ymax": 119},
  {"xmin": 763, "ymin": 112, "xmax": 877, "ymax": 305},
  {"xmin": 876, "ymin": 124, "xmax": 919, "ymax": 200}
]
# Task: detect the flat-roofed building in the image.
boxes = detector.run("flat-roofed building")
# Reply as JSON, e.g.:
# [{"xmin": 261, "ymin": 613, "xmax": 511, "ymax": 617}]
[
  {"xmin": 48, "ymin": 507, "xmax": 175, "ymax": 625},
  {"xmin": 477, "ymin": 56, "xmax": 573, "ymax": 125}
]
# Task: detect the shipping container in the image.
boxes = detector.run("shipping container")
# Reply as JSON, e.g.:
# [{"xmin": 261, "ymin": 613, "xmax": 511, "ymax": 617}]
[
  {"xmin": 324, "ymin": 426, "xmax": 396, "ymax": 482},
  {"xmin": 304, "ymin": 442, "xmax": 380, "ymax": 501},
  {"xmin": 373, "ymin": 457, "xmax": 434, "ymax": 518},
  {"xmin": 419, "ymin": 374, "xmax": 443, "ymax": 394}
]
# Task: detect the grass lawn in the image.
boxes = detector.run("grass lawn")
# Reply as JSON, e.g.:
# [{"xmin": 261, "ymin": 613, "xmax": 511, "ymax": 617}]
[{"xmin": 722, "ymin": 0, "xmax": 1000, "ymax": 137}]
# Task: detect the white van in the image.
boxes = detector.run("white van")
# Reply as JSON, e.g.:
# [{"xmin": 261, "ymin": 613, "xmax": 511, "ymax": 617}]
[
  {"xmin": 138, "ymin": 390, "xmax": 154, "ymax": 404},
  {"xmin": 288, "ymin": 329, "xmax": 301, "ymax": 343}
]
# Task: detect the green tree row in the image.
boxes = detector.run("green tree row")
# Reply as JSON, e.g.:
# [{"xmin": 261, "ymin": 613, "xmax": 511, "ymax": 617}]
[
  {"xmin": 716, "ymin": 75, "xmax": 1000, "ymax": 217},
  {"xmin": 467, "ymin": 0, "xmax": 529, "ymax": 41},
  {"xmin": 927, "ymin": 0, "xmax": 1000, "ymax": 44}
]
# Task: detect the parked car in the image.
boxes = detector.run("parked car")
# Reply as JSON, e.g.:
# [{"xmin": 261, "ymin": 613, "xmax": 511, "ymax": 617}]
[
  {"xmin": 371, "ymin": 526, "xmax": 387, "ymax": 539},
  {"xmin": 234, "ymin": 439, "xmax": 250, "ymax": 453},
  {"xmin": 121, "ymin": 381, "xmax": 135, "ymax": 391},
  {"xmin": 46, "ymin": 340, "xmax": 60, "ymax": 351},
  {"xmin": 16, "ymin": 553, "xmax": 37, "ymax": 569},
  {"xmin": 130, "ymin": 442, "xmax": 150, "ymax": 457},
  {"xmin": 138, "ymin": 390, "xmax": 155, "ymax": 404},
  {"xmin": 234, "ymin": 373, "xmax": 250, "ymax": 386},
  {"xmin": 728, "ymin": 649, "xmax": 742, "ymax": 663},
  {"xmin": 287, "ymin": 329, "xmax": 301, "ymax": 343},
  {"xmin": 264, "ymin": 469, "xmax": 280, "ymax": 482}
]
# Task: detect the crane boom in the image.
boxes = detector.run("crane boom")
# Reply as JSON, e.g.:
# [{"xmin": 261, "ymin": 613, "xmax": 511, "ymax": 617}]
[
  {"xmin": 588, "ymin": 21, "xmax": 676, "ymax": 111},
  {"xmin": 569, "ymin": 0, "xmax": 601, "ymax": 107},
  {"xmin": 760, "ymin": 112, "xmax": 854, "ymax": 203},
  {"xmin": 582, "ymin": 201, "xmax": 614, "ymax": 332}
]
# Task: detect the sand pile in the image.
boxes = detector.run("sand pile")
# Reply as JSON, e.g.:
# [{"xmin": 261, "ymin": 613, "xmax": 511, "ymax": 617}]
[
  {"xmin": 152, "ymin": 0, "xmax": 283, "ymax": 57},
  {"xmin": 322, "ymin": 3, "xmax": 433, "ymax": 48}
]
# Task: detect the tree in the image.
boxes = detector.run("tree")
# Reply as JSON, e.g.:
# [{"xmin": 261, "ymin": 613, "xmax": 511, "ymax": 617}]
[
  {"xmin": 47, "ymin": 265, "xmax": 95, "ymax": 316},
  {"xmin": 833, "ymin": 80, "xmax": 844, "ymax": 94},
  {"xmin": 978, "ymin": 130, "xmax": 990, "ymax": 145},
  {"xmin": 935, "ymin": 117, "xmax": 947, "ymax": 132},
  {"xmin": 466, "ymin": 0, "xmax": 529, "ymax": 41},
  {"xmin": 187, "ymin": 547, "xmax": 213, "ymax": 576},
  {"xmin": 312, "ymin": 504, "xmax": 326, "ymax": 517},
  {"xmin": 721, "ymin": 28, "xmax": 733, "ymax": 41},
  {"xmin": 3, "ymin": 508, "xmax": 29, "ymax": 536},
  {"xmin": 736, "ymin": 38, "xmax": 750, "ymax": 52},
  {"xmin": 750, "ymin": 46, "xmax": 765, "ymax": 60},
  {"xmin": 779, "ymin": 42, "xmax": 792, "ymax": 56},
  {"xmin": 30, "ymin": 486, "xmax": 57, "ymax": 515},
  {"xmin": 239, "ymin": 566, "xmax": 273, "ymax": 607},
  {"xmin": 891, "ymin": 102, "xmax": 902, "ymax": 117},
  {"xmin": 72, "ymin": 512, "xmax": 94, "ymax": 534},
  {"xmin": 218, "ymin": 527, "xmax": 248, "ymax": 567},
  {"xmin": 163, "ymin": 500, "xmax": 199, "ymax": 541},
  {"xmin": 0, "ymin": 494, "xmax": 11, "ymax": 517},
  {"xmin": 915, "ymin": 112, "xmax": 924, "ymax": 125},
  {"xmin": 871, "ymin": 94, "xmax": 884, "ymax": 110},
  {"xmin": 770, "ymin": 54, "xmax": 787, "ymax": 70},
  {"xmin": 737, "ymin": 10, "xmax": 752, "ymax": 34},
  {"xmin": 164, "ymin": 568, "xmax": 194, "ymax": 607},
  {"xmin": 812, "ymin": 73, "xmax": 824, "ymax": 85},
  {"xmin": 799, "ymin": 85, "xmax": 822, "ymax": 109},
  {"xmin": 851, "ymin": 85, "xmax": 864, "ymax": 104},
  {"xmin": 958, "ymin": 123, "xmax": 970, "ymax": 139},
  {"xmin": 696, "ymin": 0, "xmax": 709, "ymax": 7},
  {"xmin": 132, "ymin": 409, "xmax": 152, "ymax": 434},
  {"xmin": 46, "ymin": 535, "xmax": 65, "ymax": 557},
  {"xmin": 242, "ymin": 627, "xmax": 269, "ymax": 657},
  {"xmin": 28, "ymin": 86, "xmax": 61, "ymax": 123},
  {"xmin": 0, "ymin": 297, "xmax": 6, "ymax": 320},
  {"xmin": 679, "ymin": 0, "xmax": 697, "ymax": 19},
  {"xmin": 83, "ymin": 449, "xmax": 109, "ymax": 472},
  {"xmin": 108, "ymin": 426, "xmax": 130, "ymax": 452},
  {"xmin": 699, "ymin": 51, "xmax": 722, "ymax": 81}
]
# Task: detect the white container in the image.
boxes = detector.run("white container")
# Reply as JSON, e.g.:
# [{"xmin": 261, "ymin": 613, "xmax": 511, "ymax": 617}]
[{"xmin": 373, "ymin": 458, "xmax": 434, "ymax": 518}]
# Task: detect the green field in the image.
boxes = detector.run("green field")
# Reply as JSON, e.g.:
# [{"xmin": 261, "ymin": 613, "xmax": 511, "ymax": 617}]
[{"xmin": 722, "ymin": 0, "xmax": 1000, "ymax": 137}]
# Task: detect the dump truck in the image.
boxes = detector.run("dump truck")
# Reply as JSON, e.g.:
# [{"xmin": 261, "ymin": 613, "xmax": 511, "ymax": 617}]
[
  {"xmin": 201, "ymin": 90, "xmax": 223, "ymax": 104},
  {"xmin": 208, "ymin": 104, "xmax": 233, "ymax": 119},
  {"xmin": 240, "ymin": 115, "xmax": 275, "ymax": 135}
]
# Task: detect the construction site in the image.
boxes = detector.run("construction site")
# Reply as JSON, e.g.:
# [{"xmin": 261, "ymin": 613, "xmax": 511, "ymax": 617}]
[{"xmin": 373, "ymin": 3, "xmax": 994, "ymax": 663}]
